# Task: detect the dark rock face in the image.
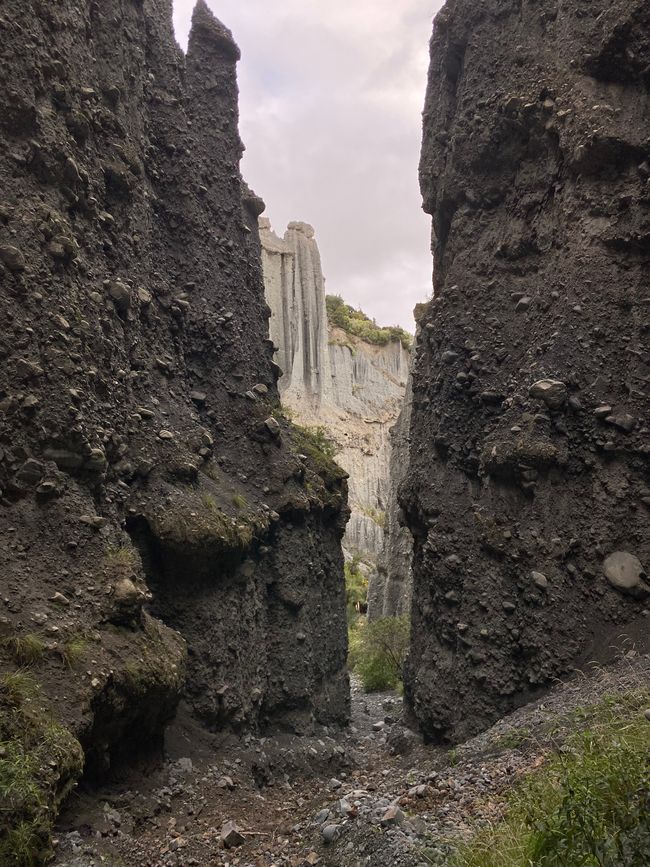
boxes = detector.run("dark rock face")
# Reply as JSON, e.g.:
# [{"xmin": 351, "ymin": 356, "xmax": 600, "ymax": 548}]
[
  {"xmin": 0, "ymin": 0, "xmax": 349, "ymax": 815},
  {"xmin": 404, "ymin": 0, "xmax": 650, "ymax": 743}
]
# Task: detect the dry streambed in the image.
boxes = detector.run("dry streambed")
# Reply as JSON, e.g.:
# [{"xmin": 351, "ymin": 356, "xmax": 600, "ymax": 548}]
[{"xmin": 53, "ymin": 654, "xmax": 650, "ymax": 867}]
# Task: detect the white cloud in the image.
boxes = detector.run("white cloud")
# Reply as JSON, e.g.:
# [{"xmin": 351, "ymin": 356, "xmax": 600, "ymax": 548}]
[{"xmin": 172, "ymin": 0, "xmax": 443, "ymax": 329}]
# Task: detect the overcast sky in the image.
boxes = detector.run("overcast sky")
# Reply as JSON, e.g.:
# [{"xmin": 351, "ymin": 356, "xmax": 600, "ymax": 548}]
[{"xmin": 172, "ymin": 1, "xmax": 444, "ymax": 330}]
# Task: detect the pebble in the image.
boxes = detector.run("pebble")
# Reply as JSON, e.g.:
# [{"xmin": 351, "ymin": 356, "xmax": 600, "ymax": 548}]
[
  {"xmin": 321, "ymin": 823, "xmax": 340, "ymax": 844},
  {"xmin": 220, "ymin": 821, "xmax": 245, "ymax": 848},
  {"xmin": 381, "ymin": 805, "xmax": 404, "ymax": 827}
]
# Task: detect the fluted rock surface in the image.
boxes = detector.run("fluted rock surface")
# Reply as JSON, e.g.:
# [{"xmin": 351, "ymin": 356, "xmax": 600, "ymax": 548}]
[
  {"xmin": 0, "ymin": 0, "xmax": 349, "ymax": 844},
  {"xmin": 404, "ymin": 0, "xmax": 650, "ymax": 743},
  {"xmin": 260, "ymin": 219, "xmax": 410, "ymax": 564},
  {"xmin": 369, "ymin": 358, "xmax": 415, "ymax": 620}
]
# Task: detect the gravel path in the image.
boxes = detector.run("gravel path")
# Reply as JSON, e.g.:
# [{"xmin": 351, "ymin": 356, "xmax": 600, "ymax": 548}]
[{"xmin": 53, "ymin": 652, "xmax": 650, "ymax": 867}]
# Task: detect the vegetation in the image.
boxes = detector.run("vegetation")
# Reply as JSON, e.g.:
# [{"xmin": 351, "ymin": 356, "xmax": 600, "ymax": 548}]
[
  {"xmin": 200, "ymin": 461, "xmax": 220, "ymax": 482},
  {"xmin": 359, "ymin": 505, "xmax": 387, "ymax": 530},
  {"xmin": 348, "ymin": 615, "xmax": 410, "ymax": 693},
  {"xmin": 290, "ymin": 422, "xmax": 346, "ymax": 489},
  {"xmin": 57, "ymin": 635, "xmax": 88, "ymax": 669},
  {"xmin": 345, "ymin": 556, "xmax": 368, "ymax": 622},
  {"xmin": 492, "ymin": 726, "xmax": 533, "ymax": 752},
  {"xmin": 326, "ymin": 294, "xmax": 413, "ymax": 350},
  {"xmin": 451, "ymin": 689, "xmax": 650, "ymax": 867},
  {"xmin": 201, "ymin": 492, "xmax": 218, "ymax": 512},
  {"xmin": 104, "ymin": 544, "xmax": 138, "ymax": 569},
  {"xmin": 232, "ymin": 493, "xmax": 248, "ymax": 510},
  {"xmin": 269, "ymin": 400, "xmax": 295, "ymax": 422},
  {"xmin": 2, "ymin": 634, "xmax": 46, "ymax": 667},
  {"xmin": 150, "ymin": 495, "xmax": 268, "ymax": 557},
  {"xmin": 292, "ymin": 423, "xmax": 338, "ymax": 462},
  {"xmin": 0, "ymin": 672, "xmax": 84, "ymax": 866}
]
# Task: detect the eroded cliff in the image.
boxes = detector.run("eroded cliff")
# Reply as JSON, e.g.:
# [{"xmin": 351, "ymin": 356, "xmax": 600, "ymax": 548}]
[
  {"xmin": 260, "ymin": 219, "xmax": 410, "ymax": 567},
  {"xmin": 368, "ymin": 356, "xmax": 415, "ymax": 620},
  {"xmin": 0, "ymin": 0, "xmax": 348, "ymax": 852},
  {"xmin": 404, "ymin": 0, "xmax": 650, "ymax": 743}
]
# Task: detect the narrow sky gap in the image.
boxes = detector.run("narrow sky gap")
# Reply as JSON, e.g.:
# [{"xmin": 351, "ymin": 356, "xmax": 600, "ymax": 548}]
[{"xmin": 172, "ymin": 0, "xmax": 444, "ymax": 330}]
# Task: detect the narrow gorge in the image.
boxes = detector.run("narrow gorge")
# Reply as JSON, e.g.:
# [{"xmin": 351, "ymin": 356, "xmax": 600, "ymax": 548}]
[{"xmin": 1, "ymin": 1, "xmax": 649, "ymax": 866}]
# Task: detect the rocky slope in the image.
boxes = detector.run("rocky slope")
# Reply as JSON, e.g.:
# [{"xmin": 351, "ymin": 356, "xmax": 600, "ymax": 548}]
[
  {"xmin": 260, "ymin": 219, "xmax": 410, "ymax": 566},
  {"xmin": 403, "ymin": 0, "xmax": 650, "ymax": 744},
  {"xmin": 0, "ymin": 0, "xmax": 349, "ymax": 854}
]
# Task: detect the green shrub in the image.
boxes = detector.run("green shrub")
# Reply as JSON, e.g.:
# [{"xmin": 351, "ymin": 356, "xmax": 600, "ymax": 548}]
[
  {"xmin": 345, "ymin": 557, "xmax": 368, "ymax": 622},
  {"xmin": 326, "ymin": 294, "xmax": 412, "ymax": 350},
  {"xmin": 292, "ymin": 423, "xmax": 339, "ymax": 461},
  {"xmin": 290, "ymin": 423, "xmax": 346, "ymax": 490},
  {"xmin": 348, "ymin": 615, "xmax": 410, "ymax": 692},
  {"xmin": 452, "ymin": 689, "xmax": 650, "ymax": 867}
]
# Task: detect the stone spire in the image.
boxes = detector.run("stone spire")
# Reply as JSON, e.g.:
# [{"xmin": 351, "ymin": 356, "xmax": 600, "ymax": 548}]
[{"xmin": 188, "ymin": 0, "xmax": 241, "ymax": 61}]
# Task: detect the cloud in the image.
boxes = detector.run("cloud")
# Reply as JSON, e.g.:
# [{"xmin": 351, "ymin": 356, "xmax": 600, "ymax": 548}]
[{"xmin": 172, "ymin": 0, "xmax": 443, "ymax": 330}]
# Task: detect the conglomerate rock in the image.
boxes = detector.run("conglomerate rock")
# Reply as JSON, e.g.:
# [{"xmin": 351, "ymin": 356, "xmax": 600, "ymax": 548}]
[
  {"xmin": 0, "ymin": 0, "xmax": 349, "ymax": 843},
  {"xmin": 404, "ymin": 0, "xmax": 650, "ymax": 743}
]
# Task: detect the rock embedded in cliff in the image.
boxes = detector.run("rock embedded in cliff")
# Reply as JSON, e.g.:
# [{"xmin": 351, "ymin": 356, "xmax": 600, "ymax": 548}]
[
  {"xmin": 0, "ymin": 243, "xmax": 25, "ymax": 272},
  {"xmin": 603, "ymin": 552, "xmax": 649, "ymax": 598},
  {"xmin": 529, "ymin": 379, "xmax": 568, "ymax": 411}
]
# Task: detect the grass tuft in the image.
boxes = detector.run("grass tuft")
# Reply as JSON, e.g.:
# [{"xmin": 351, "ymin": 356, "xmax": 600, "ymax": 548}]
[
  {"xmin": 451, "ymin": 689, "xmax": 650, "ymax": 867},
  {"xmin": 57, "ymin": 635, "xmax": 88, "ymax": 669},
  {"xmin": 232, "ymin": 493, "xmax": 248, "ymax": 510},
  {"xmin": 104, "ymin": 544, "xmax": 138, "ymax": 569},
  {"xmin": 2, "ymin": 634, "xmax": 46, "ymax": 667}
]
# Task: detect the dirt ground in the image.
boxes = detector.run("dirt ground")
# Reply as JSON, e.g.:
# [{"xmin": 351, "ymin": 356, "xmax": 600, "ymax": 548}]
[{"xmin": 53, "ymin": 648, "xmax": 650, "ymax": 867}]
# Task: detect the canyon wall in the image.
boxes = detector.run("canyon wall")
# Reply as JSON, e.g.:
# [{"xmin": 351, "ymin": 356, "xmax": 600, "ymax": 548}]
[
  {"xmin": 0, "ymin": 0, "xmax": 349, "ymax": 845},
  {"xmin": 260, "ymin": 219, "xmax": 410, "ymax": 566},
  {"xmin": 404, "ymin": 0, "xmax": 650, "ymax": 743},
  {"xmin": 368, "ymin": 360, "xmax": 415, "ymax": 620}
]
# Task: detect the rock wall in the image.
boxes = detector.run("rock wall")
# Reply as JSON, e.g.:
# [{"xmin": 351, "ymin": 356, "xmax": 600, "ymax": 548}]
[
  {"xmin": 404, "ymin": 0, "xmax": 650, "ymax": 743},
  {"xmin": 368, "ymin": 358, "xmax": 415, "ymax": 620},
  {"xmin": 260, "ymin": 219, "xmax": 410, "ymax": 565},
  {"xmin": 0, "ymin": 0, "xmax": 349, "ymax": 842}
]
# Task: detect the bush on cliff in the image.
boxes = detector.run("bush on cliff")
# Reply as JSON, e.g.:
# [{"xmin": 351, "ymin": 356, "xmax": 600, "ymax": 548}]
[
  {"xmin": 451, "ymin": 689, "xmax": 650, "ymax": 867},
  {"xmin": 348, "ymin": 615, "xmax": 410, "ymax": 692},
  {"xmin": 326, "ymin": 294, "xmax": 412, "ymax": 350}
]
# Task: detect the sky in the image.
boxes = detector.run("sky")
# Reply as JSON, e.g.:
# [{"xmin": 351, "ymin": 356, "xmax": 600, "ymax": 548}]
[{"xmin": 172, "ymin": 1, "xmax": 444, "ymax": 331}]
